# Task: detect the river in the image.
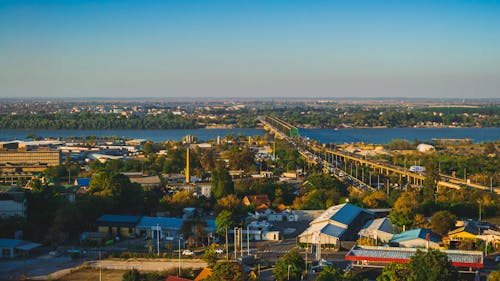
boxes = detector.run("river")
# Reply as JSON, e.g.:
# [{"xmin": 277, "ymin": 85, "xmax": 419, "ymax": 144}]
[{"xmin": 0, "ymin": 127, "xmax": 499, "ymax": 144}]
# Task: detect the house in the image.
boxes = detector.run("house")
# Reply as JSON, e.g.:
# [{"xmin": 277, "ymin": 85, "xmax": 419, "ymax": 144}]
[
  {"xmin": 358, "ymin": 217, "xmax": 397, "ymax": 243},
  {"xmin": 298, "ymin": 203, "xmax": 374, "ymax": 248},
  {"xmin": 448, "ymin": 223, "xmax": 480, "ymax": 242},
  {"xmin": 242, "ymin": 194, "xmax": 271, "ymax": 207},
  {"xmin": 389, "ymin": 228, "xmax": 441, "ymax": 249},
  {"xmin": 97, "ymin": 215, "xmax": 142, "ymax": 238},
  {"xmin": 0, "ymin": 238, "xmax": 41, "ymax": 258},
  {"xmin": 0, "ymin": 186, "xmax": 26, "ymax": 217}
]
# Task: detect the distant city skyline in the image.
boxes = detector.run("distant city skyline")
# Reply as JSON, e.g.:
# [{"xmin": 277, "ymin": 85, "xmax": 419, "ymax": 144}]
[{"xmin": 1, "ymin": 0, "xmax": 499, "ymax": 99}]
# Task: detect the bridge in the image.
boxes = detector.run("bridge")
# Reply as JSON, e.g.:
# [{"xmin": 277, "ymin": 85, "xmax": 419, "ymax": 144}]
[{"xmin": 259, "ymin": 116, "xmax": 498, "ymax": 194}]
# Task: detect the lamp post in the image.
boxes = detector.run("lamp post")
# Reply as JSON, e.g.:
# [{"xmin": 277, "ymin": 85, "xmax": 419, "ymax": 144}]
[
  {"xmin": 178, "ymin": 236, "xmax": 183, "ymax": 276},
  {"xmin": 156, "ymin": 223, "xmax": 160, "ymax": 256}
]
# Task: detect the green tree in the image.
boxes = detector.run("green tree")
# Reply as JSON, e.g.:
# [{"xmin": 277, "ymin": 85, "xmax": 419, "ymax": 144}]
[
  {"xmin": 424, "ymin": 157, "xmax": 439, "ymax": 202},
  {"xmin": 215, "ymin": 210, "xmax": 233, "ymax": 236},
  {"xmin": 407, "ymin": 249, "xmax": 458, "ymax": 281},
  {"xmin": 430, "ymin": 211, "xmax": 456, "ymax": 236},
  {"xmin": 203, "ymin": 248, "xmax": 219, "ymax": 268},
  {"xmin": 273, "ymin": 248, "xmax": 305, "ymax": 281},
  {"xmin": 377, "ymin": 262, "xmax": 411, "ymax": 281},
  {"xmin": 316, "ymin": 266, "xmax": 343, "ymax": 281},
  {"xmin": 205, "ymin": 261, "xmax": 246, "ymax": 281},
  {"xmin": 211, "ymin": 168, "xmax": 234, "ymax": 199},
  {"xmin": 389, "ymin": 192, "xmax": 420, "ymax": 228}
]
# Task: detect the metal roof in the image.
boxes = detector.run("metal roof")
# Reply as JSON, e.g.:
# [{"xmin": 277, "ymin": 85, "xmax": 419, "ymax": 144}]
[
  {"xmin": 390, "ymin": 228, "xmax": 440, "ymax": 244},
  {"xmin": 311, "ymin": 203, "xmax": 371, "ymax": 226},
  {"xmin": 136, "ymin": 216, "xmax": 184, "ymax": 229},
  {"xmin": 0, "ymin": 239, "xmax": 41, "ymax": 251},
  {"xmin": 360, "ymin": 218, "xmax": 396, "ymax": 234},
  {"xmin": 97, "ymin": 215, "xmax": 142, "ymax": 227},
  {"xmin": 299, "ymin": 221, "xmax": 346, "ymax": 239},
  {"xmin": 345, "ymin": 245, "xmax": 483, "ymax": 268}
]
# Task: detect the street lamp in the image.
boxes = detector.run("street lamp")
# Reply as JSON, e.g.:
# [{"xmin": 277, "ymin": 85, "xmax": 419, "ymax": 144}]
[
  {"xmin": 178, "ymin": 235, "xmax": 183, "ymax": 276},
  {"xmin": 156, "ymin": 223, "xmax": 160, "ymax": 256}
]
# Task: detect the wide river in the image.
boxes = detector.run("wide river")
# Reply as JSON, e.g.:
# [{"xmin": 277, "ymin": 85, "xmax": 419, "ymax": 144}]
[{"xmin": 1, "ymin": 127, "xmax": 499, "ymax": 144}]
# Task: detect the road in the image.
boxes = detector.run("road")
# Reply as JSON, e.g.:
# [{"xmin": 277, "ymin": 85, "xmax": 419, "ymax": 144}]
[{"xmin": 88, "ymin": 258, "xmax": 207, "ymax": 271}]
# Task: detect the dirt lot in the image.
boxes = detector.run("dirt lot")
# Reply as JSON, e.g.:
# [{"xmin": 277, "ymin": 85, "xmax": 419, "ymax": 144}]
[{"xmin": 55, "ymin": 268, "xmax": 127, "ymax": 281}]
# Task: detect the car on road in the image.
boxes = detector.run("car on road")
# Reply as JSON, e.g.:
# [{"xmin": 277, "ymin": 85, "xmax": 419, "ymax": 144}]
[
  {"xmin": 215, "ymin": 248, "xmax": 224, "ymax": 254},
  {"xmin": 182, "ymin": 249, "xmax": 194, "ymax": 256}
]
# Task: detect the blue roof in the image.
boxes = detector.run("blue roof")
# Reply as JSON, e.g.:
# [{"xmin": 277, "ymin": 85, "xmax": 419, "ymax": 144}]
[
  {"xmin": 332, "ymin": 204, "xmax": 367, "ymax": 225},
  {"xmin": 390, "ymin": 228, "xmax": 440, "ymax": 244},
  {"xmin": 97, "ymin": 215, "xmax": 142, "ymax": 227},
  {"xmin": 137, "ymin": 216, "xmax": 184, "ymax": 229},
  {"xmin": 321, "ymin": 223, "xmax": 346, "ymax": 238},
  {"xmin": 75, "ymin": 178, "xmax": 91, "ymax": 187}
]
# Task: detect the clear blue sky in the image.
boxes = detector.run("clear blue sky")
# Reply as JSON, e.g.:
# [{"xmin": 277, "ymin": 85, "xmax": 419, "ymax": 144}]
[{"xmin": 0, "ymin": 0, "xmax": 499, "ymax": 98}]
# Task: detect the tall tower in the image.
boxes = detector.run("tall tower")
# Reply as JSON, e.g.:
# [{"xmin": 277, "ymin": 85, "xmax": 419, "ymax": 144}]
[{"xmin": 185, "ymin": 147, "xmax": 190, "ymax": 184}]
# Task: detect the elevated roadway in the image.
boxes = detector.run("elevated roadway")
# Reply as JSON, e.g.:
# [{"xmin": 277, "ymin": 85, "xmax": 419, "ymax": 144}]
[{"xmin": 259, "ymin": 116, "xmax": 498, "ymax": 194}]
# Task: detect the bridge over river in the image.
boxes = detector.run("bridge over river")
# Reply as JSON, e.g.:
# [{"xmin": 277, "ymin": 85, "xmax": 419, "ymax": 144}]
[{"xmin": 259, "ymin": 116, "xmax": 498, "ymax": 194}]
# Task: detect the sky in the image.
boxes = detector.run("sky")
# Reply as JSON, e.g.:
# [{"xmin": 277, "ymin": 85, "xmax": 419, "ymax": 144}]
[{"xmin": 0, "ymin": 0, "xmax": 499, "ymax": 99}]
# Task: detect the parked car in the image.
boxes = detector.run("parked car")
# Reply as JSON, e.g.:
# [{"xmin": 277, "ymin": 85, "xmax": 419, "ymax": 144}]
[
  {"xmin": 182, "ymin": 249, "xmax": 194, "ymax": 256},
  {"xmin": 215, "ymin": 248, "xmax": 224, "ymax": 254}
]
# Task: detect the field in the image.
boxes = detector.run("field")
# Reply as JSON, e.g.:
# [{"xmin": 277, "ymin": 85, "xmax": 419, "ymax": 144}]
[{"xmin": 55, "ymin": 268, "xmax": 127, "ymax": 281}]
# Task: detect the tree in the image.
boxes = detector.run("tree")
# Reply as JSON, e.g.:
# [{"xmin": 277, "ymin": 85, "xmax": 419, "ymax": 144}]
[
  {"xmin": 424, "ymin": 157, "xmax": 439, "ymax": 202},
  {"xmin": 363, "ymin": 190, "xmax": 388, "ymax": 208},
  {"xmin": 430, "ymin": 210, "xmax": 456, "ymax": 236},
  {"xmin": 377, "ymin": 263, "xmax": 411, "ymax": 281},
  {"xmin": 389, "ymin": 192, "xmax": 420, "ymax": 228},
  {"xmin": 205, "ymin": 261, "xmax": 246, "ymax": 281},
  {"xmin": 215, "ymin": 210, "xmax": 233, "ymax": 236},
  {"xmin": 273, "ymin": 248, "xmax": 305, "ymax": 281},
  {"xmin": 211, "ymin": 168, "xmax": 234, "ymax": 199},
  {"xmin": 489, "ymin": 271, "xmax": 500, "ymax": 281},
  {"xmin": 407, "ymin": 249, "xmax": 457, "ymax": 281},
  {"xmin": 412, "ymin": 214, "xmax": 429, "ymax": 229},
  {"xmin": 203, "ymin": 248, "xmax": 219, "ymax": 268},
  {"xmin": 316, "ymin": 266, "xmax": 343, "ymax": 281}
]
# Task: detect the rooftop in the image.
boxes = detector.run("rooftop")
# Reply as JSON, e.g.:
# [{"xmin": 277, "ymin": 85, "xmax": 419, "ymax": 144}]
[
  {"xmin": 390, "ymin": 228, "xmax": 440, "ymax": 244},
  {"xmin": 311, "ymin": 203, "xmax": 371, "ymax": 226},
  {"xmin": 345, "ymin": 245, "xmax": 483, "ymax": 268}
]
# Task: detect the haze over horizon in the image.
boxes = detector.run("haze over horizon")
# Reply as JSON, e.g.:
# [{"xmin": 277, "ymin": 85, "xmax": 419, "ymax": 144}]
[{"xmin": 1, "ymin": 0, "xmax": 499, "ymax": 99}]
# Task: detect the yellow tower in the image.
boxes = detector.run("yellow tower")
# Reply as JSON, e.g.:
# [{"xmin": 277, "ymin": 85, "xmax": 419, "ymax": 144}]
[{"xmin": 185, "ymin": 147, "xmax": 190, "ymax": 183}]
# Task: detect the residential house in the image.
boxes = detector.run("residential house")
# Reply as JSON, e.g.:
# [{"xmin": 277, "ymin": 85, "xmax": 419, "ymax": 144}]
[{"xmin": 242, "ymin": 194, "xmax": 271, "ymax": 207}]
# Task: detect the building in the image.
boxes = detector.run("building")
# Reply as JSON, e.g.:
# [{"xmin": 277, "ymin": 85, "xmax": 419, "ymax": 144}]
[
  {"xmin": 96, "ymin": 215, "xmax": 142, "ymax": 238},
  {"xmin": 0, "ymin": 238, "xmax": 41, "ymax": 258},
  {"xmin": 448, "ymin": 224, "xmax": 479, "ymax": 242},
  {"xmin": 0, "ymin": 149, "xmax": 61, "ymax": 174},
  {"xmin": 128, "ymin": 175, "xmax": 162, "ymax": 188},
  {"xmin": 74, "ymin": 178, "xmax": 91, "ymax": 189},
  {"xmin": 298, "ymin": 203, "xmax": 374, "ymax": 248},
  {"xmin": 135, "ymin": 216, "xmax": 184, "ymax": 240},
  {"xmin": 358, "ymin": 217, "xmax": 397, "ymax": 243},
  {"xmin": 389, "ymin": 228, "xmax": 441, "ymax": 249},
  {"xmin": 416, "ymin": 143, "xmax": 435, "ymax": 153},
  {"xmin": 345, "ymin": 245, "xmax": 483, "ymax": 271}
]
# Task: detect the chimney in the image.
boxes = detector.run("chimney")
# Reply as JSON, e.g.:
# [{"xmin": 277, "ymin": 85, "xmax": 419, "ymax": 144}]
[{"xmin": 185, "ymin": 147, "xmax": 190, "ymax": 184}]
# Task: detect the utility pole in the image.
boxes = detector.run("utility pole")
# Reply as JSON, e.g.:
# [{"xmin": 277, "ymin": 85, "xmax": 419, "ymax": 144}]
[
  {"xmin": 156, "ymin": 224, "xmax": 160, "ymax": 256},
  {"xmin": 225, "ymin": 227, "xmax": 229, "ymax": 260}
]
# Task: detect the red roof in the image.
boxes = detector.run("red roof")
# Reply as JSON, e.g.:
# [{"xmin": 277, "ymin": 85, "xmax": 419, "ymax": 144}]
[{"xmin": 165, "ymin": 276, "xmax": 192, "ymax": 281}]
